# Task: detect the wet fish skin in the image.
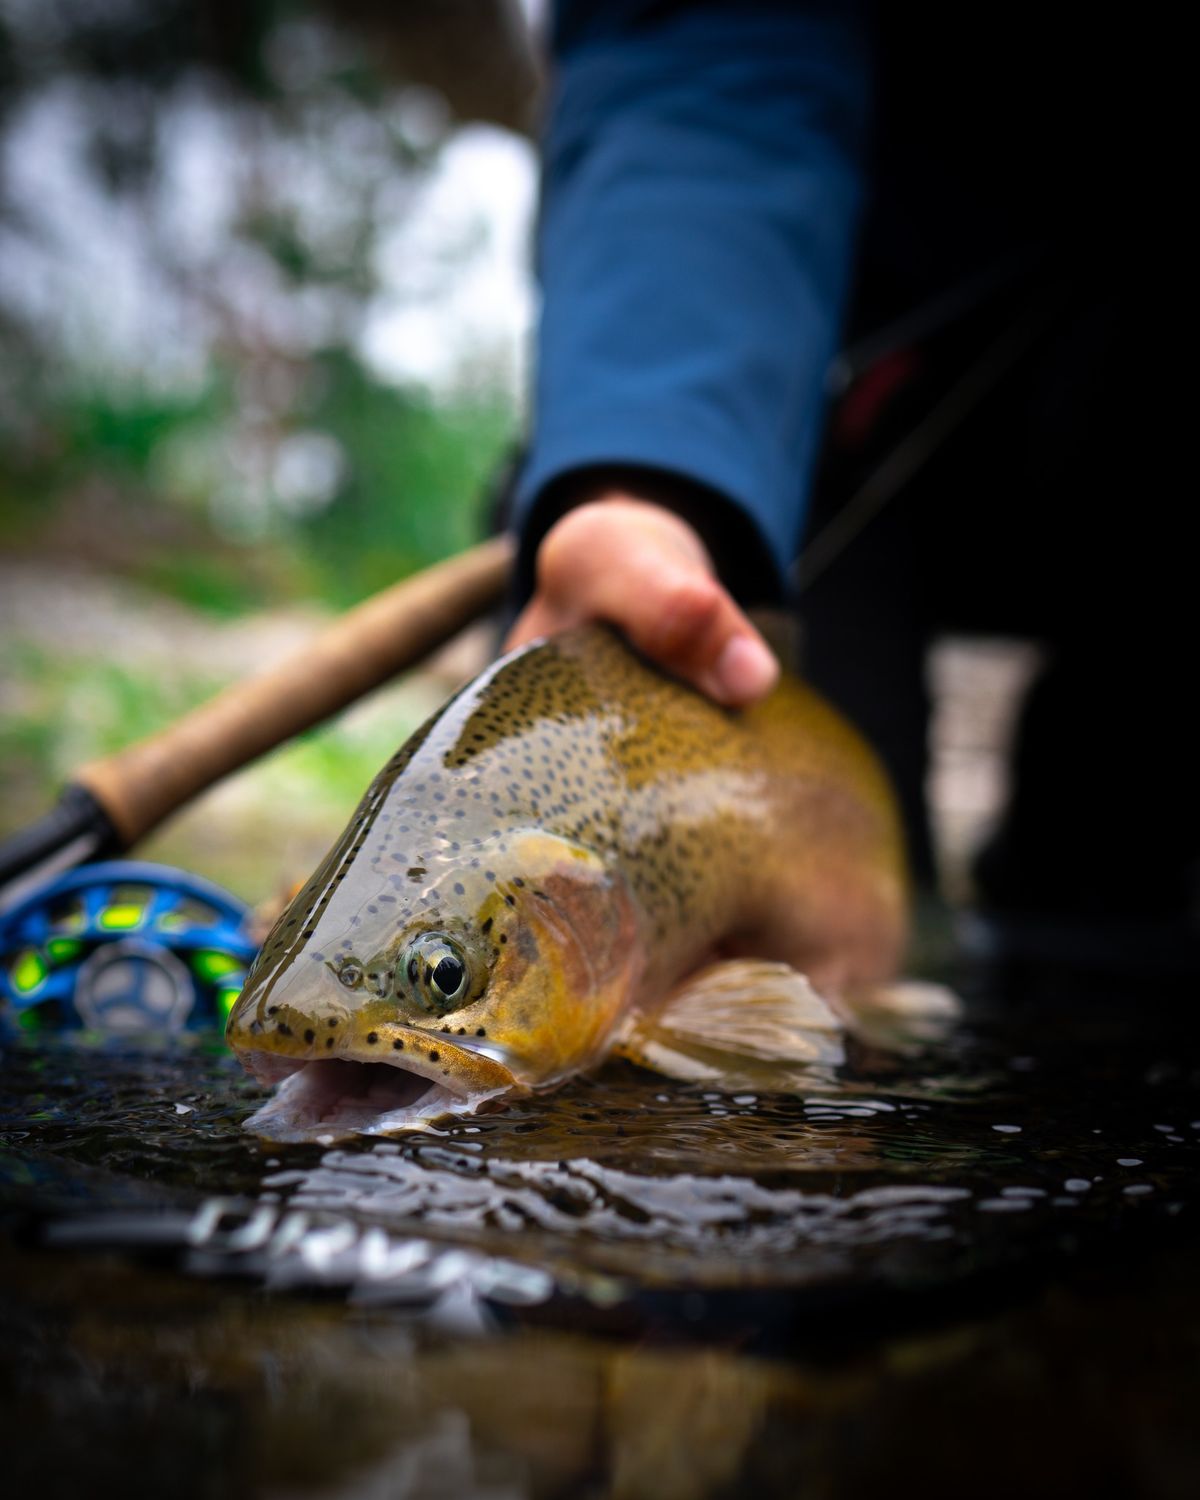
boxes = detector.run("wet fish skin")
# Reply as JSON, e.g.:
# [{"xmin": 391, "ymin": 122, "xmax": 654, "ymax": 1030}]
[{"xmin": 226, "ymin": 624, "xmax": 907, "ymax": 1134}]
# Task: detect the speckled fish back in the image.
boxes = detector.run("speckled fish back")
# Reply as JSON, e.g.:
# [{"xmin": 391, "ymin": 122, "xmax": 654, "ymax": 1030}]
[{"xmin": 254, "ymin": 624, "xmax": 906, "ymax": 1003}]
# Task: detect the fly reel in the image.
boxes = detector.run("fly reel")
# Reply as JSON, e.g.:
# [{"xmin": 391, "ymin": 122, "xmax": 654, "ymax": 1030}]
[{"xmin": 0, "ymin": 861, "xmax": 259, "ymax": 1034}]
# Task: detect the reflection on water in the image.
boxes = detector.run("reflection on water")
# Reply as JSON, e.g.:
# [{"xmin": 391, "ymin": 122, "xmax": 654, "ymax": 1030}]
[
  {"xmin": 269, "ymin": 1151, "xmax": 972, "ymax": 1274},
  {"xmin": 4, "ymin": 995, "xmax": 1195, "ymax": 1300},
  {"xmin": 3, "ymin": 980, "xmax": 1200, "ymax": 1496}
]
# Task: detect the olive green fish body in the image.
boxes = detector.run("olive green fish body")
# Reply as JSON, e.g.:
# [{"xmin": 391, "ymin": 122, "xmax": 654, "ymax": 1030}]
[{"xmin": 227, "ymin": 626, "xmax": 906, "ymax": 1139}]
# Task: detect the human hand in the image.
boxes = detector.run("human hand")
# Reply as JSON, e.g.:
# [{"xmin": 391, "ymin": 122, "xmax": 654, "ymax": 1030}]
[{"xmin": 504, "ymin": 495, "xmax": 779, "ymax": 707}]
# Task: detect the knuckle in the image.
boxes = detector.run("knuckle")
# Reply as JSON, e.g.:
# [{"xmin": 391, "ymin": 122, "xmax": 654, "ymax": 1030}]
[{"xmin": 641, "ymin": 575, "xmax": 723, "ymax": 659}]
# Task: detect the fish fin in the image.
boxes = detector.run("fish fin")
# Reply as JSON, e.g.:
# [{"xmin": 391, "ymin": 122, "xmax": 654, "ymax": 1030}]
[
  {"xmin": 836, "ymin": 979, "xmax": 962, "ymax": 1052},
  {"xmin": 614, "ymin": 959, "xmax": 845, "ymax": 1087}
]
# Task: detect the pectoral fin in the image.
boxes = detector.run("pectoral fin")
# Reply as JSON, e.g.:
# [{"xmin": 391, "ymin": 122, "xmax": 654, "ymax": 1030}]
[
  {"xmin": 838, "ymin": 980, "xmax": 962, "ymax": 1053},
  {"xmin": 614, "ymin": 960, "xmax": 845, "ymax": 1088}
]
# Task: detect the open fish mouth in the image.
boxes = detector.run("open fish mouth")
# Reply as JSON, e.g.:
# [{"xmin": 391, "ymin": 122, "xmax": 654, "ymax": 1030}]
[{"xmin": 235, "ymin": 1036, "xmax": 521, "ymax": 1144}]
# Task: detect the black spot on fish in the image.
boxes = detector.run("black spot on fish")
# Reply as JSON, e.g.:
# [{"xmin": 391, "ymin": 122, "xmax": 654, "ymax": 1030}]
[
  {"xmin": 367, "ymin": 1032, "xmax": 378, "ymax": 1045},
  {"xmin": 428, "ymin": 1050, "xmax": 440, "ymax": 1062},
  {"xmin": 393, "ymin": 1039, "xmax": 404, "ymax": 1050},
  {"xmin": 304, "ymin": 1029, "xmax": 315, "ymax": 1043},
  {"xmin": 277, "ymin": 1023, "xmax": 292, "ymax": 1037},
  {"xmin": 476, "ymin": 1027, "xmax": 487, "ymax": 1037}
]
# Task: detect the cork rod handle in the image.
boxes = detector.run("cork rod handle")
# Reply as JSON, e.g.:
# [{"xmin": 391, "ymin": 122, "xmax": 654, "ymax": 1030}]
[{"xmin": 73, "ymin": 534, "xmax": 515, "ymax": 848}]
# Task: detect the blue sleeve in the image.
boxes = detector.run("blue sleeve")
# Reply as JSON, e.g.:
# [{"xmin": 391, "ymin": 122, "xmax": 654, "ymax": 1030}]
[{"xmin": 513, "ymin": 0, "xmax": 873, "ymax": 599}]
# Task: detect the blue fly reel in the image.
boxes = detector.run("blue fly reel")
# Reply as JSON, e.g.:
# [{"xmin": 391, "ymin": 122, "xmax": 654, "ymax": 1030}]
[{"xmin": 0, "ymin": 861, "xmax": 260, "ymax": 1035}]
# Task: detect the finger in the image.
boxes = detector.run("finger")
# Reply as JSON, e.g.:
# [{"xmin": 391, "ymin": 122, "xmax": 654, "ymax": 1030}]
[
  {"xmin": 640, "ymin": 571, "xmax": 779, "ymax": 707},
  {"xmin": 701, "ymin": 632, "xmax": 781, "ymax": 707},
  {"xmin": 542, "ymin": 516, "xmax": 778, "ymax": 706}
]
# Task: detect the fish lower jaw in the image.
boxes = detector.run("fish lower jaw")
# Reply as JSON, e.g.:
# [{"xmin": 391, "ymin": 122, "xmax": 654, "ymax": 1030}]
[{"xmin": 235, "ymin": 1048, "xmax": 510, "ymax": 1145}]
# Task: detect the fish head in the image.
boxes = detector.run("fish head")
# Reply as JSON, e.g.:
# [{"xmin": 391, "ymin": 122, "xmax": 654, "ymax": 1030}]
[{"xmin": 226, "ymin": 828, "xmax": 641, "ymax": 1141}]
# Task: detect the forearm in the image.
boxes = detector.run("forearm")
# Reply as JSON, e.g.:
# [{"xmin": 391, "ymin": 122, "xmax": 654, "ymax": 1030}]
[{"xmin": 515, "ymin": 0, "xmax": 873, "ymax": 603}]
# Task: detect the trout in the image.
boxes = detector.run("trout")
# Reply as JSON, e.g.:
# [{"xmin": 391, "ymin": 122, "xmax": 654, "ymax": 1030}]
[{"xmin": 227, "ymin": 625, "xmax": 910, "ymax": 1141}]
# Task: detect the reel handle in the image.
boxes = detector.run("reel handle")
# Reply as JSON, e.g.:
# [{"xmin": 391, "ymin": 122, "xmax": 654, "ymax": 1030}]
[{"xmin": 74, "ymin": 535, "xmax": 514, "ymax": 849}]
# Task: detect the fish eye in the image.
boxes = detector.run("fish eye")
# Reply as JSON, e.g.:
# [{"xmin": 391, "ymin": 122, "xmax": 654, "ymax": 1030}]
[{"xmin": 400, "ymin": 933, "xmax": 470, "ymax": 1014}]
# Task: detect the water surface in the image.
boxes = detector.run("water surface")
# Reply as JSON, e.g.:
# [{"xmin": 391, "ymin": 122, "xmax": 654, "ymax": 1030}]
[{"xmin": 3, "ymin": 973, "xmax": 1199, "ymax": 1497}]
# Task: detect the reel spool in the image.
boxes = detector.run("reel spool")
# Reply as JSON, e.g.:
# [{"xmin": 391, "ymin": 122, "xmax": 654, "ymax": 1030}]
[{"xmin": 0, "ymin": 861, "xmax": 259, "ymax": 1034}]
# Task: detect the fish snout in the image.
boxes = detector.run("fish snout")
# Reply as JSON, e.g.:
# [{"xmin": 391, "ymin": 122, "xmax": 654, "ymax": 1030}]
[{"xmin": 225, "ymin": 980, "xmax": 353, "ymax": 1064}]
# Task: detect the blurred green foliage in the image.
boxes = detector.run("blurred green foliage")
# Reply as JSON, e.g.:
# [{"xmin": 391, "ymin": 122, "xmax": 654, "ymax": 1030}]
[
  {"xmin": 0, "ymin": 0, "xmax": 521, "ymax": 612},
  {"xmin": 291, "ymin": 352, "xmax": 513, "ymax": 607},
  {"xmin": 0, "ymin": 640, "xmax": 223, "ymax": 800},
  {"xmin": 0, "ymin": 0, "xmax": 526, "ymax": 889},
  {"xmin": 0, "ymin": 357, "xmax": 513, "ymax": 612}
]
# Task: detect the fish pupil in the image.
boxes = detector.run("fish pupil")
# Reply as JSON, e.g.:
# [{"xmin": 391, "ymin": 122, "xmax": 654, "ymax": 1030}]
[{"xmin": 433, "ymin": 955, "xmax": 464, "ymax": 997}]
